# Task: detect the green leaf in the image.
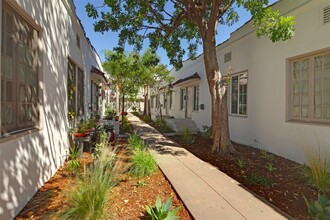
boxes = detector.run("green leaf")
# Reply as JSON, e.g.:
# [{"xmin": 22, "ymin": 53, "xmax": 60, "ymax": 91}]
[
  {"xmin": 162, "ymin": 197, "xmax": 173, "ymax": 212},
  {"xmin": 315, "ymin": 200, "xmax": 325, "ymax": 213},
  {"xmin": 155, "ymin": 196, "xmax": 163, "ymax": 209}
]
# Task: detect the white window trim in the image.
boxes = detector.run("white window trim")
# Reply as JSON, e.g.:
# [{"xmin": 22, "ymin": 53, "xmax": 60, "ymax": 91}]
[
  {"xmin": 286, "ymin": 48, "xmax": 330, "ymax": 125},
  {"xmin": 192, "ymin": 84, "xmax": 199, "ymax": 112},
  {"xmin": 229, "ymin": 71, "xmax": 248, "ymax": 117}
]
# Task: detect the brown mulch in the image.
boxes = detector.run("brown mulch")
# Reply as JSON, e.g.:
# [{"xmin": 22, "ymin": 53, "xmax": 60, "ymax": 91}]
[
  {"xmin": 15, "ymin": 137, "xmax": 192, "ymax": 220},
  {"xmin": 167, "ymin": 134, "xmax": 325, "ymax": 220}
]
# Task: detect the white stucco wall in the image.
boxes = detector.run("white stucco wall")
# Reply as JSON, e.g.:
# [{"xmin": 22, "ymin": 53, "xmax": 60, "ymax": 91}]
[
  {"xmin": 167, "ymin": 56, "xmax": 212, "ymax": 130},
  {"xmin": 166, "ymin": 0, "xmax": 330, "ymax": 164},
  {"xmin": 219, "ymin": 0, "xmax": 330, "ymax": 164},
  {"xmin": 0, "ymin": 0, "xmax": 104, "ymax": 219}
]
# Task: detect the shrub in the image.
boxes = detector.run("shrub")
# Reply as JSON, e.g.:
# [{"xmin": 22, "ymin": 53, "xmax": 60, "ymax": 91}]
[
  {"xmin": 130, "ymin": 149, "xmax": 157, "ymax": 178},
  {"xmin": 155, "ymin": 118, "xmax": 172, "ymax": 133},
  {"xmin": 182, "ymin": 127, "xmax": 195, "ymax": 144},
  {"xmin": 304, "ymin": 147, "xmax": 330, "ymax": 192},
  {"xmin": 60, "ymin": 148, "xmax": 119, "ymax": 220},
  {"xmin": 146, "ymin": 196, "xmax": 180, "ymax": 220},
  {"xmin": 104, "ymin": 104, "xmax": 116, "ymax": 120},
  {"xmin": 66, "ymin": 145, "xmax": 81, "ymax": 174},
  {"xmin": 246, "ymin": 174, "xmax": 274, "ymax": 187},
  {"xmin": 305, "ymin": 194, "xmax": 330, "ymax": 220},
  {"xmin": 201, "ymin": 125, "xmax": 212, "ymax": 138},
  {"xmin": 128, "ymin": 133, "xmax": 145, "ymax": 151},
  {"xmin": 143, "ymin": 115, "xmax": 152, "ymax": 122},
  {"xmin": 122, "ymin": 116, "xmax": 133, "ymax": 132}
]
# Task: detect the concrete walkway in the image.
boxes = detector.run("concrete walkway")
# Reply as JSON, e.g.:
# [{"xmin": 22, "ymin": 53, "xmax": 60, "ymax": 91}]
[{"xmin": 127, "ymin": 114, "xmax": 292, "ymax": 220}]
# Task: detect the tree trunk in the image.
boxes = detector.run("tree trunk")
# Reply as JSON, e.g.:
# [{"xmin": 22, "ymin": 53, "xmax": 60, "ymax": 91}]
[
  {"xmin": 115, "ymin": 83, "xmax": 120, "ymax": 115},
  {"xmin": 121, "ymin": 92, "xmax": 125, "ymax": 122},
  {"xmin": 143, "ymin": 85, "xmax": 148, "ymax": 116},
  {"xmin": 202, "ymin": 34, "xmax": 233, "ymax": 154}
]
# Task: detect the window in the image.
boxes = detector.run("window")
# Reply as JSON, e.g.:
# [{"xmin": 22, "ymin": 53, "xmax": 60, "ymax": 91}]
[
  {"xmin": 224, "ymin": 52, "xmax": 232, "ymax": 63},
  {"xmin": 90, "ymin": 81, "xmax": 98, "ymax": 111},
  {"xmin": 1, "ymin": 2, "xmax": 40, "ymax": 136},
  {"xmin": 76, "ymin": 34, "xmax": 80, "ymax": 48},
  {"xmin": 68, "ymin": 59, "xmax": 84, "ymax": 118},
  {"xmin": 169, "ymin": 91, "xmax": 173, "ymax": 109},
  {"xmin": 155, "ymin": 95, "xmax": 160, "ymax": 108},
  {"xmin": 230, "ymin": 72, "xmax": 247, "ymax": 116},
  {"xmin": 193, "ymin": 85, "xmax": 199, "ymax": 111},
  {"xmin": 150, "ymin": 96, "xmax": 154, "ymax": 108},
  {"xmin": 180, "ymin": 88, "xmax": 186, "ymax": 110},
  {"xmin": 163, "ymin": 92, "xmax": 166, "ymax": 108},
  {"xmin": 288, "ymin": 50, "xmax": 330, "ymax": 123}
]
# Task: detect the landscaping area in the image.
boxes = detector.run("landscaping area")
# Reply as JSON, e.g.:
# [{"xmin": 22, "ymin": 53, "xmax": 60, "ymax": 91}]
[
  {"xmin": 15, "ymin": 114, "xmax": 330, "ymax": 220},
  {"xmin": 15, "ymin": 118, "xmax": 191, "ymax": 220}
]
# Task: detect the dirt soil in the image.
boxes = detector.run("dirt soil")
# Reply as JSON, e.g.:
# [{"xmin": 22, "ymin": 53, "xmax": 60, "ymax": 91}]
[
  {"xmin": 167, "ymin": 134, "xmax": 325, "ymax": 220},
  {"xmin": 15, "ymin": 137, "xmax": 192, "ymax": 220}
]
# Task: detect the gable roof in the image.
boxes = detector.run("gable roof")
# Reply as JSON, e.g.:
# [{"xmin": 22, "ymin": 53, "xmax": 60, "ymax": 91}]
[{"xmin": 172, "ymin": 72, "xmax": 200, "ymax": 86}]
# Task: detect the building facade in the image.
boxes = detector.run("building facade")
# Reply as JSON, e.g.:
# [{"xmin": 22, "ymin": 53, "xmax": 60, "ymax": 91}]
[
  {"xmin": 150, "ymin": 0, "xmax": 330, "ymax": 164},
  {"xmin": 0, "ymin": 0, "xmax": 107, "ymax": 218}
]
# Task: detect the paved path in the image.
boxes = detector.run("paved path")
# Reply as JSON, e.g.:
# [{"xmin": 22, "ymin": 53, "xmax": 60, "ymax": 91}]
[{"xmin": 127, "ymin": 114, "xmax": 292, "ymax": 220}]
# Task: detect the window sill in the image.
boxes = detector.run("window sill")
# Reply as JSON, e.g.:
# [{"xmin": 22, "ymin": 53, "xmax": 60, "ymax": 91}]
[
  {"xmin": 286, "ymin": 119, "xmax": 330, "ymax": 127},
  {"xmin": 0, "ymin": 128, "xmax": 40, "ymax": 144},
  {"xmin": 229, "ymin": 114, "xmax": 247, "ymax": 118}
]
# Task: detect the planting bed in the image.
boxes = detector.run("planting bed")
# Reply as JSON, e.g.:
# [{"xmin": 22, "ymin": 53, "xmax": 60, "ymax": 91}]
[{"xmin": 15, "ymin": 137, "xmax": 192, "ymax": 220}]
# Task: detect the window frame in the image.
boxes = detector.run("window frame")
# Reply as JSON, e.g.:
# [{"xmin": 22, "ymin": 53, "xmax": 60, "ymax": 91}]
[
  {"xmin": 193, "ymin": 84, "xmax": 199, "ymax": 111},
  {"xmin": 180, "ymin": 88, "xmax": 186, "ymax": 110},
  {"xmin": 229, "ymin": 71, "xmax": 248, "ymax": 117},
  {"xmin": 1, "ymin": 1, "xmax": 41, "ymax": 137},
  {"xmin": 287, "ymin": 48, "xmax": 330, "ymax": 124}
]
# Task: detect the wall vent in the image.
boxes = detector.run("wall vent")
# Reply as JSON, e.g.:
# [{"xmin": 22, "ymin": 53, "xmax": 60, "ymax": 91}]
[
  {"xmin": 224, "ymin": 52, "xmax": 232, "ymax": 63},
  {"xmin": 324, "ymin": 5, "xmax": 330, "ymax": 24}
]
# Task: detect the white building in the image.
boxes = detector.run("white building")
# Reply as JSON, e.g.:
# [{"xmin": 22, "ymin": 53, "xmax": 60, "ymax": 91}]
[
  {"xmin": 0, "ymin": 0, "xmax": 107, "ymax": 218},
  {"xmin": 150, "ymin": 0, "xmax": 330, "ymax": 164}
]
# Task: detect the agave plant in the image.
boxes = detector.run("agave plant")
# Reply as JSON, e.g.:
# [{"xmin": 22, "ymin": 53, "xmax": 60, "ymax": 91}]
[
  {"xmin": 146, "ymin": 196, "xmax": 180, "ymax": 220},
  {"xmin": 305, "ymin": 194, "xmax": 330, "ymax": 220}
]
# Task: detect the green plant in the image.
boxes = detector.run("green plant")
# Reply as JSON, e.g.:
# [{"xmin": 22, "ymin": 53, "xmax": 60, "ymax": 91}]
[
  {"xmin": 181, "ymin": 127, "xmax": 195, "ymax": 144},
  {"xmin": 236, "ymin": 159, "xmax": 246, "ymax": 169},
  {"xmin": 130, "ymin": 149, "xmax": 157, "ymax": 178},
  {"xmin": 143, "ymin": 115, "xmax": 152, "ymax": 122},
  {"xmin": 137, "ymin": 180, "xmax": 147, "ymax": 187},
  {"xmin": 265, "ymin": 163, "xmax": 277, "ymax": 172},
  {"xmin": 304, "ymin": 194, "xmax": 330, "ymax": 220},
  {"xmin": 66, "ymin": 145, "xmax": 81, "ymax": 174},
  {"xmin": 104, "ymin": 104, "xmax": 116, "ymax": 120},
  {"xmin": 246, "ymin": 174, "xmax": 273, "ymax": 187},
  {"xmin": 128, "ymin": 133, "xmax": 146, "ymax": 151},
  {"xmin": 155, "ymin": 118, "xmax": 172, "ymax": 133},
  {"xmin": 201, "ymin": 125, "xmax": 212, "ymax": 138},
  {"xmin": 146, "ymin": 196, "xmax": 180, "ymax": 220},
  {"xmin": 122, "ymin": 116, "xmax": 133, "ymax": 132},
  {"xmin": 60, "ymin": 148, "xmax": 119, "ymax": 220},
  {"xmin": 304, "ymin": 148, "xmax": 330, "ymax": 192},
  {"xmin": 261, "ymin": 150, "xmax": 274, "ymax": 162}
]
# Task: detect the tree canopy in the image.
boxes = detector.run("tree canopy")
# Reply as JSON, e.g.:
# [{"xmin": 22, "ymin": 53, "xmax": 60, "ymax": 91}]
[{"xmin": 87, "ymin": 0, "xmax": 294, "ymax": 69}]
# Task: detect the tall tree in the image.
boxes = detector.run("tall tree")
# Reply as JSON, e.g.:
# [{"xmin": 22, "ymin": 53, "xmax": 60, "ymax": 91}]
[
  {"xmin": 103, "ymin": 48, "xmax": 143, "ymax": 118},
  {"xmin": 87, "ymin": 0, "xmax": 295, "ymax": 154}
]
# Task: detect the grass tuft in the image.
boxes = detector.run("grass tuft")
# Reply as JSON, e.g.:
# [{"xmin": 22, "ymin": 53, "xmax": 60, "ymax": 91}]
[
  {"xmin": 304, "ymin": 147, "xmax": 330, "ymax": 192},
  {"xmin": 60, "ymin": 148, "xmax": 120, "ymax": 220},
  {"xmin": 130, "ymin": 149, "xmax": 157, "ymax": 178}
]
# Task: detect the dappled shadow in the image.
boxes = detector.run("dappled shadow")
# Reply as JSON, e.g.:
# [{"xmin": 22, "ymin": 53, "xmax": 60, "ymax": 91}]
[
  {"xmin": 1, "ymin": 1, "xmax": 102, "ymax": 218},
  {"xmin": 127, "ymin": 114, "xmax": 188, "ymax": 157}
]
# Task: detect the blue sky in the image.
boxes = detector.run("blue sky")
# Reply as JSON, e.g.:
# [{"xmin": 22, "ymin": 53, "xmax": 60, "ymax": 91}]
[{"xmin": 74, "ymin": 0, "xmax": 277, "ymax": 68}]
